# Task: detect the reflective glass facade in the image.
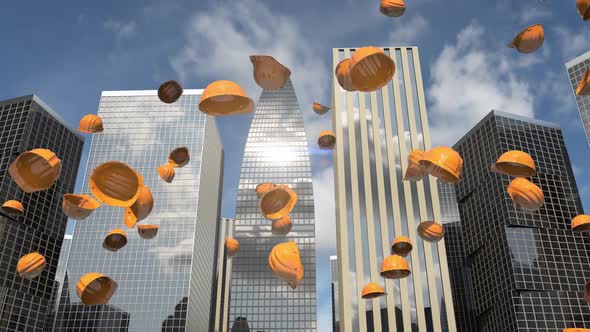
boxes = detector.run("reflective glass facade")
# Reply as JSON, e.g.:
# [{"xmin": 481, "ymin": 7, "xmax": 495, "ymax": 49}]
[
  {"xmin": 213, "ymin": 218, "xmax": 234, "ymax": 332},
  {"xmin": 0, "ymin": 95, "xmax": 84, "ymax": 331},
  {"xmin": 228, "ymin": 79, "xmax": 317, "ymax": 331},
  {"xmin": 438, "ymin": 182, "xmax": 477, "ymax": 332},
  {"xmin": 331, "ymin": 47, "xmax": 456, "ymax": 332},
  {"xmin": 453, "ymin": 110, "xmax": 588, "ymax": 331},
  {"xmin": 54, "ymin": 90, "xmax": 224, "ymax": 331},
  {"xmin": 566, "ymin": 50, "xmax": 590, "ymax": 145},
  {"xmin": 330, "ymin": 256, "xmax": 339, "ymax": 332}
]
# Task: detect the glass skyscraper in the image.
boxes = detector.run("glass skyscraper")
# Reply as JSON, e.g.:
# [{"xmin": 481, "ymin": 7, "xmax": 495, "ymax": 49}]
[
  {"xmin": 566, "ymin": 50, "xmax": 590, "ymax": 145},
  {"xmin": 453, "ymin": 110, "xmax": 589, "ymax": 331},
  {"xmin": 54, "ymin": 90, "xmax": 224, "ymax": 331},
  {"xmin": 0, "ymin": 95, "xmax": 84, "ymax": 331},
  {"xmin": 331, "ymin": 46, "xmax": 457, "ymax": 331},
  {"xmin": 228, "ymin": 79, "xmax": 317, "ymax": 331},
  {"xmin": 437, "ymin": 182, "xmax": 477, "ymax": 332},
  {"xmin": 330, "ymin": 256, "xmax": 339, "ymax": 332},
  {"xmin": 213, "ymin": 217, "xmax": 234, "ymax": 332}
]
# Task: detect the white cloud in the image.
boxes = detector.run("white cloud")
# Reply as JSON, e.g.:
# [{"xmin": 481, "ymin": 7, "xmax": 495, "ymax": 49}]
[
  {"xmin": 520, "ymin": 6, "xmax": 552, "ymax": 23},
  {"xmin": 537, "ymin": 69, "xmax": 578, "ymax": 116},
  {"xmin": 149, "ymin": 238, "xmax": 193, "ymax": 273},
  {"xmin": 103, "ymin": 19, "xmax": 137, "ymax": 40},
  {"xmin": 170, "ymin": 0, "xmax": 330, "ymax": 148},
  {"xmin": 388, "ymin": 15, "xmax": 429, "ymax": 45},
  {"xmin": 554, "ymin": 25, "xmax": 590, "ymax": 60},
  {"xmin": 427, "ymin": 22, "xmax": 535, "ymax": 145}
]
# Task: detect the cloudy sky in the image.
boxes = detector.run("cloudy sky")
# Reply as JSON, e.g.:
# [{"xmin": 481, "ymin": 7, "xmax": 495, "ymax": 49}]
[{"xmin": 1, "ymin": 0, "xmax": 589, "ymax": 330}]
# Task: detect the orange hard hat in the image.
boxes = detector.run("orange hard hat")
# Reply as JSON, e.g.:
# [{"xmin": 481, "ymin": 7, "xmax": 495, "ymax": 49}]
[
  {"xmin": 404, "ymin": 149, "xmax": 425, "ymax": 182},
  {"xmin": 576, "ymin": 69, "xmax": 590, "ymax": 96},
  {"xmin": 312, "ymin": 102, "xmax": 330, "ymax": 115},
  {"xmin": 335, "ymin": 58, "xmax": 356, "ymax": 92},
  {"xmin": 89, "ymin": 161, "xmax": 143, "ymax": 208},
  {"xmin": 199, "ymin": 80, "xmax": 254, "ymax": 116},
  {"xmin": 349, "ymin": 46, "xmax": 395, "ymax": 92},
  {"xmin": 168, "ymin": 147, "xmax": 190, "ymax": 168},
  {"xmin": 256, "ymin": 182, "xmax": 276, "ymax": 199},
  {"xmin": 380, "ymin": 254, "xmax": 411, "ymax": 279},
  {"xmin": 391, "ymin": 236, "xmax": 413, "ymax": 256},
  {"xmin": 380, "ymin": 0, "xmax": 406, "ymax": 17},
  {"xmin": 225, "ymin": 237, "xmax": 240, "ymax": 258},
  {"xmin": 157, "ymin": 163, "xmax": 175, "ymax": 183},
  {"xmin": 78, "ymin": 114, "xmax": 104, "ymax": 134},
  {"xmin": 506, "ymin": 177, "xmax": 544, "ymax": 212},
  {"xmin": 102, "ymin": 229, "xmax": 128, "ymax": 252},
  {"xmin": 2, "ymin": 200, "xmax": 24, "ymax": 215},
  {"xmin": 250, "ymin": 55, "xmax": 291, "ymax": 90},
  {"xmin": 76, "ymin": 273, "xmax": 118, "ymax": 305},
  {"xmin": 508, "ymin": 24, "xmax": 544, "ymax": 54},
  {"xmin": 361, "ymin": 282, "xmax": 385, "ymax": 299},
  {"xmin": 9, "ymin": 148, "xmax": 62, "ymax": 193},
  {"xmin": 417, "ymin": 221, "xmax": 445, "ymax": 242},
  {"xmin": 491, "ymin": 150, "xmax": 536, "ymax": 177},
  {"xmin": 571, "ymin": 214, "xmax": 590, "ymax": 233},
  {"xmin": 124, "ymin": 186, "xmax": 153, "ymax": 229},
  {"xmin": 62, "ymin": 194, "xmax": 101, "ymax": 220},
  {"xmin": 577, "ymin": 0, "xmax": 590, "ymax": 20},
  {"xmin": 272, "ymin": 216, "xmax": 293, "ymax": 236},
  {"xmin": 138, "ymin": 224, "xmax": 159, "ymax": 239},
  {"xmin": 17, "ymin": 252, "xmax": 46, "ymax": 280},
  {"xmin": 419, "ymin": 146, "xmax": 463, "ymax": 183},
  {"xmin": 318, "ymin": 130, "xmax": 336, "ymax": 149},
  {"xmin": 259, "ymin": 184, "xmax": 298, "ymax": 220},
  {"xmin": 268, "ymin": 242, "xmax": 304, "ymax": 289},
  {"xmin": 158, "ymin": 80, "xmax": 183, "ymax": 104}
]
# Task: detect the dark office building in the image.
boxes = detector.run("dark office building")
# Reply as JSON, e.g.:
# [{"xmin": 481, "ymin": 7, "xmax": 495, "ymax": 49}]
[
  {"xmin": 53, "ymin": 273, "xmax": 130, "ymax": 331},
  {"xmin": 0, "ymin": 95, "xmax": 84, "ymax": 331},
  {"xmin": 438, "ymin": 181, "xmax": 478, "ymax": 332},
  {"xmin": 453, "ymin": 110, "xmax": 589, "ymax": 331},
  {"xmin": 162, "ymin": 297, "xmax": 188, "ymax": 332}
]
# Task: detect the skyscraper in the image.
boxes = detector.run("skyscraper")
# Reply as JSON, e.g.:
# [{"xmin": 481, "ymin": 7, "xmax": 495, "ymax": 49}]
[
  {"xmin": 566, "ymin": 50, "xmax": 590, "ymax": 145},
  {"xmin": 437, "ymin": 182, "xmax": 477, "ymax": 332},
  {"xmin": 54, "ymin": 90, "xmax": 224, "ymax": 331},
  {"xmin": 0, "ymin": 95, "xmax": 84, "ymax": 331},
  {"xmin": 331, "ymin": 46, "xmax": 457, "ymax": 331},
  {"xmin": 213, "ymin": 217, "xmax": 234, "ymax": 332},
  {"xmin": 453, "ymin": 110, "xmax": 589, "ymax": 331},
  {"xmin": 228, "ymin": 79, "xmax": 317, "ymax": 331},
  {"xmin": 330, "ymin": 256, "xmax": 339, "ymax": 332},
  {"xmin": 46, "ymin": 234, "xmax": 74, "ymax": 330}
]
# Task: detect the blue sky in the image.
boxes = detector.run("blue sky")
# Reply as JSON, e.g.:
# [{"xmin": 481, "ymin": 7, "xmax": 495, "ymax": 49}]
[{"xmin": 1, "ymin": 0, "xmax": 589, "ymax": 330}]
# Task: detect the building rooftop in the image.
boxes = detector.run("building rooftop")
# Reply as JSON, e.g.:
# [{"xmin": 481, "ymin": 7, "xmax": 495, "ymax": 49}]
[
  {"xmin": 454, "ymin": 110, "xmax": 561, "ymax": 148},
  {"xmin": 566, "ymin": 50, "xmax": 590, "ymax": 68},
  {"xmin": 101, "ymin": 89, "xmax": 204, "ymax": 97},
  {"xmin": 0, "ymin": 94, "xmax": 85, "ymax": 141}
]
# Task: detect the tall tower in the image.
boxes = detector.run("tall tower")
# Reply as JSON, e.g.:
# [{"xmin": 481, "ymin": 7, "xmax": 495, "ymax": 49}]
[
  {"xmin": 437, "ymin": 182, "xmax": 477, "ymax": 332},
  {"xmin": 453, "ymin": 110, "xmax": 589, "ymax": 331},
  {"xmin": 54, "ymin": 90, "xmax": 224, "ymax": 331},
  {"xmin": 331, "ymin": 46, "xmax": 457, "ymax": 331},
  {"xmin": 228, "ymin": 79, "xmax": 317, "ymax": 331},
  {"xmin": 330, "ymin": 256, "xmax": 339, "ymax": 332},
  {"xmin": 213, "ymin": 217, "xmax": 234, "ymax": 332},
  {"xmin": 566, "ymin": 50, "xmax": 590, "ymax": 145},
  {"xmin": 0, "ymin": 95, "xmax": 84, "ymax": 331}
]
